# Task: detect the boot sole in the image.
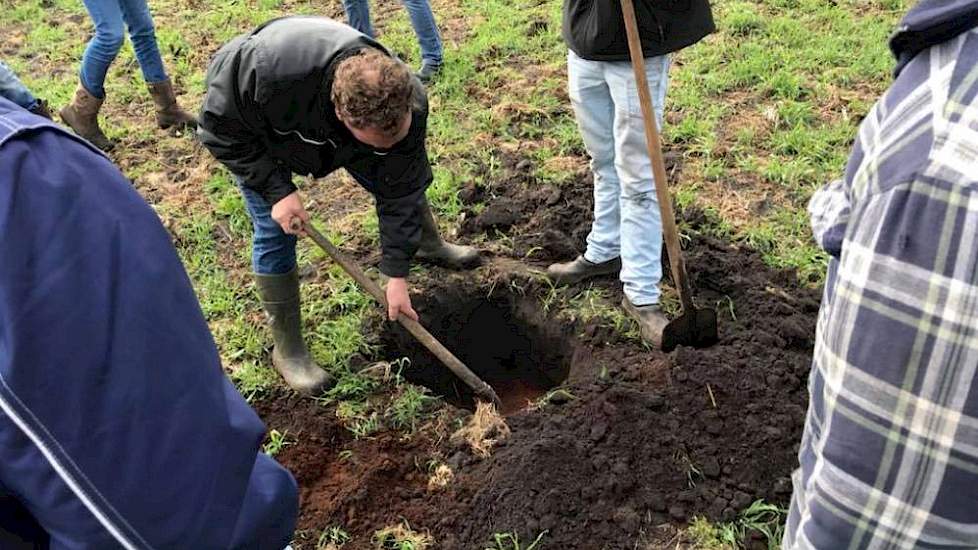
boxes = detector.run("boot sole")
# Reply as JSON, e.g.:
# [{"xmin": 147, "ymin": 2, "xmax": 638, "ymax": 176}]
[
  {"xmin": 271, "ymin": 348, "xmax": 337, "ymax": 396},
  {"xmin": 60, "ymin": 107, "xmax": 116, "ymax": 152},
  {"xmin": 547, "ymin": 269, "xmax": 619, "ymax": 286},
  {"xmin": 546, "ymin": 261, "xmax": 621, "ymax": 285},
  {"xmin": 415, "ymin": 243, "xmax": 483, "ymax": 270},
  {"xmin": 157, "ymin": 111, "xmax": 199, "ymax": 131},
  {"xmin": 415, "ymin": 253, "xmax": 484, "ymax": 270},
  {"xmin": 157, "ymin": 120, "xmax": 198, "ymax": 131}
]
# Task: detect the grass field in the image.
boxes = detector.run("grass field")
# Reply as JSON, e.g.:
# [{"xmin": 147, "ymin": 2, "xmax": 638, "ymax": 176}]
[
  {"xmin": 1, "ymin": 0, "xmax": 910, "ymax": 546},
  {"xmin": 1, "ymin": 0, "xmax": 906, "ymax": 387}
]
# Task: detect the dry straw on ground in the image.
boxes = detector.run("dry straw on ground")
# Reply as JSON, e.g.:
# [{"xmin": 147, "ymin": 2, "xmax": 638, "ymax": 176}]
[
  {"xmin": 373, "ymin": 522, "xmax": 433, "ymax": 550},
  {"xmin": 451, "ymin": 401, "xmax": 511, "ymax": 458},
  {"xmin": 427, "ymin": 464, "xmax": 455, "ymax": 491}
]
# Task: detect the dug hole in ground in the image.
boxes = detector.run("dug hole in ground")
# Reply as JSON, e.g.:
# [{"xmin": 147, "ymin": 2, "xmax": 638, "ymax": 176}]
[{"xmin": 256, "ymin": 164, "xmax": 820, "ymax": 549}]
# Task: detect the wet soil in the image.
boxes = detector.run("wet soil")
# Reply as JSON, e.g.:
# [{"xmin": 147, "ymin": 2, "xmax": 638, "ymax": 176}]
[
  {"xmin": 256, "ymin": 167, "xmax": 820, "ymax": 549},
  {"xmin": 377, "ymin": 288, "xmax": 576, "ymax": 415}
]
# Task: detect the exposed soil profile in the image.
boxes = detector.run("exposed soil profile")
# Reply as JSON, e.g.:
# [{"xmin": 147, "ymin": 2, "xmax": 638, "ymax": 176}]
[{"xmin": 378, "ymin": 291, "xmax": 576, "ymax": 415}]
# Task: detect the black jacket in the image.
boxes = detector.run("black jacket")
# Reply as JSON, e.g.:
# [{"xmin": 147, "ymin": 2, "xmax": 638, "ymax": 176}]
[
  {"xmin": 890, "ymin": 0, "xmax": 978, "ymax": 76},
  {"xmin": 198, "ymin": 16, "xmax": 432, "ymax": 277},
  {"xmin": 563, "ymin": 0, "xmax": 715, "ymax": 61}
]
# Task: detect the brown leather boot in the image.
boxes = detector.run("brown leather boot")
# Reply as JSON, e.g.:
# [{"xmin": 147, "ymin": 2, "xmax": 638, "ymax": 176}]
[
  {"xmin": 622, "ymin": 297, "xmax": 669, "ymax": 349},
  {"xmin": 60, "ymin": 84, "xmax": 114, "ymax": 151},
  {"xmin": 147, "ymin": 79, "xmax": 197, "ymax": 130},
  {"xmin": 29, "ymin": 99, "xmax": 52, "ymax": 120}
]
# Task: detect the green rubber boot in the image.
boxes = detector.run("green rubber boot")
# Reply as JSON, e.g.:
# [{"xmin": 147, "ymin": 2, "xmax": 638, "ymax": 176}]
[
  {"xmin": 415, "ymin": 198, "xmax": 482, "ymax": 269},
  {"xmin": 255, "ymin": 269, "xmax": 335, "ymax": 396}
]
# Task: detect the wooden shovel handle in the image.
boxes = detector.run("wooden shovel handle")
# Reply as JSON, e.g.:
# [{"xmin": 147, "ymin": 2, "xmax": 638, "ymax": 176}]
[
  {"xmin": 620, "ymin": 0, "xmax": 696, "ymax": 313},
  {"xmin": 295, "ymin": 220, "xmax": 501, "ymax": 406}
]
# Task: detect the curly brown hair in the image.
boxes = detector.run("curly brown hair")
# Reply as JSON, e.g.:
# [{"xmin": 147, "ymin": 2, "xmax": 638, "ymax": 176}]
[{"xmin": 331, "ymin": 49, "xmax": 414, "ymax": 136}]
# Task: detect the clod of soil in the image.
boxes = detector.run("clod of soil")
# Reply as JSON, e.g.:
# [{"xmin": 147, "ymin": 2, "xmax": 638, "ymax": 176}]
[
  {"xmin": 379, "ymin": 290, "xmax": 576, "ymax": 415},
  {"xmin": 465, "ymin": 197, "xmax": 522, "ymax": 233}
]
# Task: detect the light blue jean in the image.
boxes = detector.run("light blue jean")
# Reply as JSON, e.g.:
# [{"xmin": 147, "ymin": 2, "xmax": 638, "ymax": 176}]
[
  {"xmin": 341, "ymin": 0, "xmax": 443, "ymax": 66},
  {"xmin": 79, "ymin": 0, "xmax": 168, "ymax": 99},
  {"xmin": 568, "ymin": 50, "xmax": 670, "ymax": 306},
  {"xmin": 0, "ymin": 61, "xmax": 39, "ymax": 111}
]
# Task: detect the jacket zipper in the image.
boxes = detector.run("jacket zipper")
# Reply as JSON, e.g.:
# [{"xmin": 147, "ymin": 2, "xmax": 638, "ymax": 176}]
[
  {"xmin": 272, "ymin": 127, "xmax": 388, "ymax": 156},
  {"xmin": 272, "ymin": 127, "xmax": 336, "ymax": 148}
]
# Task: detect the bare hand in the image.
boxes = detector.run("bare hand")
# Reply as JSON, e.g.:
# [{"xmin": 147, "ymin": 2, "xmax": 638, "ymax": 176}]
[
  {"xmin": 271, "ymin": 191, "xmax": 309, "ymax": 235},
  {"xmin": 386, "ymin": 277, "xmax": 418, "ymax": 321}
]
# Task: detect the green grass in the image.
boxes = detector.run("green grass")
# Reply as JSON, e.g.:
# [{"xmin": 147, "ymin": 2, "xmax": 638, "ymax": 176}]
[
  {"xmin": 2, "ymin": 0, "xmax": 910, "ymax": 467},
  {"xmin": 564, "ymin": 287, "xmax": 643, "ymax": 343},
  {"xmin": 317, "ymin": 526, "xmax": 352, "ymax": 549},
  {"xmin": 289, "ymin": 525, "xmax": 352, "ymax": 550},
  {"xmin": 390, "ymin": 385, "xmax": 437, "ymax": 433},
  {"xmin": 262, "ymin": 429, "xmax": 293, "ymax": 456},
  {"xmin": 1, "ymin": 0, "xmax": 912, "ymax": 546},
  {"xmin": 231, "ymin": 361, "xmax": 278, "ymax": 402},
  {"xmin": 688, "ymin": 500, "xmax": 787, "ymax": 550},
  {"xmin": 484, "ymin": 531, "xmax": 548, "ymax": 550},
  {"xmin": 315, "ymin": 359, "xmax": 436, "ymax": 438},
  {"xmin": 668, "ymin": 0, "xmax": 908, "ymax": 282}
]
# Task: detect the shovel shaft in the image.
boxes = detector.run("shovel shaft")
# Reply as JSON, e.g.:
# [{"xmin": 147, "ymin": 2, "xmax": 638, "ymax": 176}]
[
  {"xmin": 619, "ymin": 0, "xmax": 696, "ymax": 314},
  {"xmin": 299, "ymin": 221, "xmax": 501, "ymax": 406}
]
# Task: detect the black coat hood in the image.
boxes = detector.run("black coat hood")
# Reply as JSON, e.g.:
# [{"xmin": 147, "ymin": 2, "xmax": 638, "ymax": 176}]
[{"xmin": 891, "ymin": 0, "xmax": 978, "ymax": 76}]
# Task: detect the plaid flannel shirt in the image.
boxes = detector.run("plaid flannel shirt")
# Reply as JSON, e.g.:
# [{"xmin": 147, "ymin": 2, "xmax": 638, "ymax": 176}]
[{"xmin": 783, "ymin": 29, "xmax": 978, "ymax": 549}]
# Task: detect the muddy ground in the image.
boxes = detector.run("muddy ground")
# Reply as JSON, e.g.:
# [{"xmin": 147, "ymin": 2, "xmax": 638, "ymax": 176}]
[{"xmin": 254, "ymin": 152, "xmax": 821, "ymax": 549}]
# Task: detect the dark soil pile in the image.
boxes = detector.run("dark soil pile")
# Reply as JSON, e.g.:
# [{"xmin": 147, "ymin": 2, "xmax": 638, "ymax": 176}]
[
  {"xmin": 423, "ymin": 236, "xmax": 819, "ymax": 549},
  {"xmin": 460, "ymin": 149, "xmax": 685, "ymax": 264},
  {"xmin": 255, "ymin": 156, "xmax": 822, "ymax": 548}
]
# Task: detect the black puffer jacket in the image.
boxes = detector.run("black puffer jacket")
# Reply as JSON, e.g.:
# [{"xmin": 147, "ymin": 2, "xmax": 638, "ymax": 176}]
[
  {"xmin": 563, "ymin": 0, "xmax": 715, "ymax": 61},
  {"xmin": 198, "ymin": 16, "xmax": 431, "ymax": 277}
]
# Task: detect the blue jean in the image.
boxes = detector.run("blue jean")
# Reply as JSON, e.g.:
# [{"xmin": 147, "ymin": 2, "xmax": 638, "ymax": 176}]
[
  {"xmin": 237, "ymin": 180, "xmax": 297, "ymax": 275},
  {"xmin": 0, "ymin": 61, "xmax": 39, "ymax": 111},
  {"xmin": 567, "ymin": 50, "xmax": 670, "ymax": 306},
  {"xmin": 342, "ymin": 0, "xmax": 443, "ymax": 66},
  {"xmin": 79, "ymin": 0, "xmax": 168, "ymax": 98}
]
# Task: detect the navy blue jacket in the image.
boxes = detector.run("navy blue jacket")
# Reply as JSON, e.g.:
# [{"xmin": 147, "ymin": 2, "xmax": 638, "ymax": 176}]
[{"xmin": 0, "ymin": 98, "xmax": 297, "ymax": 549}]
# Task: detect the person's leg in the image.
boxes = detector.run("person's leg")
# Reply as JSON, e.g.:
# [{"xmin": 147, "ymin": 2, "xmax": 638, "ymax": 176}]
[
  {"xmin": 61, "ymin": 0, "xmax": 123, "ymax": 150},
  {"xmin": 237, "ymin": 178, "xmax": 333, "ymax": 395},
  {"xmin": 116, "ymin": 0, "xmax": 195, "ymax": 129},
  {"xmin": 0, "ymin": 61, "xmax": 39, "ymax": 111},
  {"xmin": 547, "ymin": 51, "xmax": 623, "ymax": 285},
  {"xmin": 401, "ymin": 0, "xmax": 443, "ymax": 67},
  {"xmin": 605, "ymin": 55, "xmax": 670, "ymax": 307},
  {"xmin": 79, "ymin": 0, "xmax": 126, "ymax": 99},
  {"xmin": 118, "ymin": 0, "xmax": 167, "ymax": 85},
  {"xmin": 572, "ymin": 53, "xmax": 621, "ymax": 265},
  {"xmin": 346, "ymin": 169, "xmax": 481, "ymax": 269},
  {"xmin": 341, "ymin": 0, "xmax": 375, "ymax": 38},
  {"xmin": 237, "ymin": 180, "xmax": 297, "ymax": 275}
]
